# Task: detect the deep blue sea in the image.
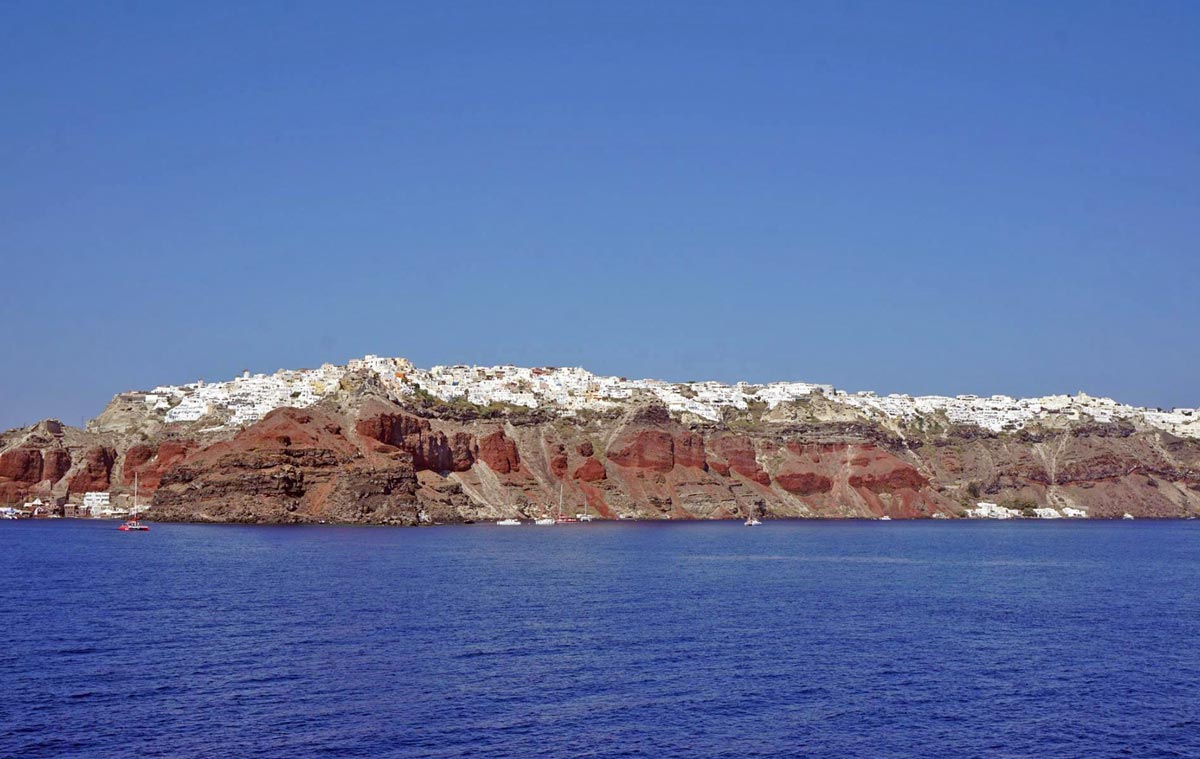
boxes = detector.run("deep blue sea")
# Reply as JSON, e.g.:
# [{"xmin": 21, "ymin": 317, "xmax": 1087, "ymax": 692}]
[{"xmin": 1, "ymin": 519, "xmax": 1198, "ymax": 759}]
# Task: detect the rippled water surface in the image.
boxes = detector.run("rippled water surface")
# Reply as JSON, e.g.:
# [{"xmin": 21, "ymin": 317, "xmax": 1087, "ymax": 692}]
[{"xmin": 2, "ymin": 519, "xmax": 1198, "ymax": 758}]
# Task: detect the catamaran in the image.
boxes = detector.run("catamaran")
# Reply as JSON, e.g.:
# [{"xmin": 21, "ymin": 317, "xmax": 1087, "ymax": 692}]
[{"xmin": 118, "ymin": 472, "xmax": 150, "ymax": 532}]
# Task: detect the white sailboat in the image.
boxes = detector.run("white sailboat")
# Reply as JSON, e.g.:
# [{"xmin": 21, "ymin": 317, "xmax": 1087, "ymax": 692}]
[
  {"xmin": 576, "ymin": 490, "xmax": 596, "ymax": 522},
  {"xmin": 744, "ymin": 504, "xmax": 761, "ymax": 526},
  {"xmin": 555, "ymin": 484, "xmax": 577, "ymax": 523},
  {"xmin": 532, "ymin": 489, "xmax": 559, "ymax": 526},
  {"xmin": 118, "ymin": 472, "xmax": 150, "ymax": 532}
]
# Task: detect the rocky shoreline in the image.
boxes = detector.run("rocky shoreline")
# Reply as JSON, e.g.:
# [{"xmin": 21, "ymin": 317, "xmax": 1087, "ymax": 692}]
[
  {"xmin": 129, "ymin": 513, "xmax": 1196, "ymax": 527},
  {"xmin": 3, "ymin": 375, "xmax": 1199, "ymax": 524}
]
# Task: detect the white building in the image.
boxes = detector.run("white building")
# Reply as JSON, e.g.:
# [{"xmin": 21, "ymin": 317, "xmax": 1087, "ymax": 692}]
[
  {"xmin": 82, "ymin": 491, "xmax": 125, "ymax": 517},
  {"xmin": 137, "ymin": 354, "xmax": 1200, "ymax": 440},
  {"xmin": 965, "ymin": 502, "xmax": 1021, "ymax": 519}
]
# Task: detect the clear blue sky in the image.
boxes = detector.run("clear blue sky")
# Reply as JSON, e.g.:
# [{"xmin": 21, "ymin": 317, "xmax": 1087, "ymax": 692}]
[{"xmin": 2, "ymin": 1, "xmax": 1198, "ymax": 430}]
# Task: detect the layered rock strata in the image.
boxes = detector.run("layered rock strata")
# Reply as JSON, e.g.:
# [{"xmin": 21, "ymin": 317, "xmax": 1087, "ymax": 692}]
[{"xmin": 3, "ymin": 380, "xmax": 1198, "ymax": 523}]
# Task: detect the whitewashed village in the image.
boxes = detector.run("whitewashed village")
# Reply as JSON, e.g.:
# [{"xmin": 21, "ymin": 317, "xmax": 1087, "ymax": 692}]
[
  {"xmin": 8, "ymin": 354, "xmax": 1187, "ymax": 522},
  {"xmin": 121, "ymin": 353, "xmax": 1198, "ymax": 440}
]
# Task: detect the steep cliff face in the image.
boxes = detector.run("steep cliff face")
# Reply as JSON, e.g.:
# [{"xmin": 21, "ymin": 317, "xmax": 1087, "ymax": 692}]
[
  {"xmin": 0, "ymin": 420, "xmax": 101, "ymax": 502},
  {"xmin": 3, "ymin": 394, "xmax": 1199, "ymax": 522},
  {"xmin": 121, "ymin": 441, "xmax": 195, "ymax": 490},
  {"xmin": 918, "ymin": 427, "xmax": 1200, "ymax": 518},
  {"xmin": 150, "ymin": 407, "xmax": 426, "ymax": 524},
  {"xmin": 552, "ymin": 414, "xmax": 953, "ymax": 520},
  {"xmin": 353, "ymin": 408, "xmax": 476, "ymax": 473},
  {"xmin": 0, "ymin": 447, "xmax": 45, "ymax": 502},
  {"xmin": 66, "ymin": 447, "xmax": 117, "ymax": 494}
]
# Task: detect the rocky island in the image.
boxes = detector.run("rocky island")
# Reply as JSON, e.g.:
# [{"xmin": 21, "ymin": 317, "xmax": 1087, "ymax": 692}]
[{"xmin": 2, "ymin": 355, "xmax": 1198, "ymax": 523}]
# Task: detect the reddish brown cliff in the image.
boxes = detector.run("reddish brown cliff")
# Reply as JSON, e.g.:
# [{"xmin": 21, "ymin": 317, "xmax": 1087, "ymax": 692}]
[
  {"xmin": 2, "ymin": 395, "xmax": 1198, "ymax": 523},
  {"xmin": 477, "ymin": 430, "xmax": 521, "ymax": 474},
  {"xmin": 152, "ymin": 408, "xmax": 426, "ymax": 524},
  {"xmin": 67, "ymin": 447, "xmax": 116, "ymax": 494}
]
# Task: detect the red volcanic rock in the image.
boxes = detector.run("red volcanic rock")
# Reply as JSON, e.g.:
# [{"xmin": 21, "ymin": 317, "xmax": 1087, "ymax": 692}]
[
  {"xmin": 356, "ymin": 412, "xmax": 474, "ymax": 472},
  {"xmin": 711, "ymin": 436, "xmax": 770, "ymax": 486},
  {"xmin": 222, "ymin": 409, "xmax": 362, "ymax": 459},
  {"xmin": 42, "ymin": 449, "xmax": 72, "ymax": 484},
  {"xmin": 783, "ymin": 441, "xmax": 930, "ymax": 499},
  {"xmin": 550, "ymin": 454, "xmax": 569, "ymax": 478},
  {"xmin": 11, "ymin": 380, "xmax": 1190, "ymax": 524},
  {"xmin": 478, "ymin": 430, "xmax": 520, "ymax": 474},
  {"xmin": 776, "ymin": 471, "xmax": 833, "ymax": 495},
  {"xmin": 1055, "ymin": 451, "xmax": 1130, "ymax": 484},
  {"xmin": 851, "ymin": 466, "xmax": 927, "ymax": 492},
  {"xmin": 126, "ymin": 444, "xmax": 155, "ymax": 468},
  {"xmin": 123, "ymin": 444, "xmax": 156, "ymax": 484},
  {"xmin": 127, "ymin": 440, "xmax": 197, "ymax": 490},
  {"xmin": 848, "ymin": 457, "xmax": 928, "ymax": 492},
  {"xmin": 782, "ymin": 441, "xmax": 929, "ymax": 496},
  {"xmin": 674, "ymin": 431, "xmax": 707, "ymax": 470},
  {"xmin": 152, "ymin": 406, "xmax": 422, "ymax": 524},
  {"xmin": 356, "ymin": 413, "xmax": 421, "ymax": 448},
  {"xmin": 775, "ymin": 443, "xmax": 840, "ymax": 495},
  {"xmin": 607, "ymin": 430, "xmax": 674, "ymax": 472},
  {"xmin": 0, "ymin": 448, "xmax": 43, "ymax": 483},
  {"xmin": 744, "ymin": 469, "xmax": 772, "ymax": 487},
  {"xmin": 68, "ymin": 447, "xmax": 117, "ymax": 493},
  {"xmin": 156, "ymin": 441, "xmax": 194, "ymax": 464},
  {"xmin": 0, "ymin": 445, "xmax": 68, "ymax": 498},
  {"xmin": 844, "ymin": 444, "xmax": 926, "ymax": 492},
  {"xmin": 574, "ymin": 458, "xmax": 607, "ymax": 482},
  {"xmin": 450, "ymin": 432, "xmax": 475, "ymax": 471}
]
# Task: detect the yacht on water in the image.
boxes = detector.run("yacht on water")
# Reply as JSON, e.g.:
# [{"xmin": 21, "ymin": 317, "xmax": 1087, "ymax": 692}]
[
  {"xmin": 496, "ymin": 518, "xmax": 522, "ymax": 526},
  {"xmin": 555, "ymin": 486, "xmax": 578, "ymax": 523},
  {"xmin": 531, "ymin": 488, "xmax": 564, "ymax": 525},
  {"xmin": 744, "ymin": 504, "xmax": 762, "ymax": 526},
  {"xmin": 118, "ymin": 472, "xmax": 150, "ymax": 532},
  {"xmin": 879, "ymin": 515, "xmax": 892, "ymax": 521}
]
